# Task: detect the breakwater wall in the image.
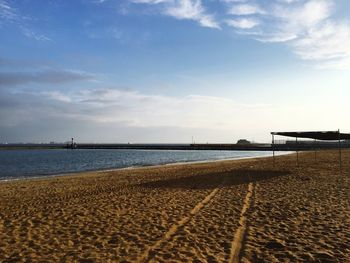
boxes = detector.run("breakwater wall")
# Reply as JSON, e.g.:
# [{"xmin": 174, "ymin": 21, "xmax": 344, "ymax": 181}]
[{"xmin": 2, "ymin": 142, "xmax": 350, "ymax": 151}]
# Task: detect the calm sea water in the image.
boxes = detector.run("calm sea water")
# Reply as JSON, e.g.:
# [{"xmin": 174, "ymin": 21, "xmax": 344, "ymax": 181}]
[{"xmin": 0, "ymin": 149, "xmax": 274, "ymax": 181}]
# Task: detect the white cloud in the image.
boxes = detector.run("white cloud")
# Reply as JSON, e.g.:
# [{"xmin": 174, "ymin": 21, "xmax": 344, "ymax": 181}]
[
  {"xmin": 224, "ymin": 0, "xmax": 350, "ymax": 69},
  {"xmin": 166, "ymin": 0, "xmax": 219, "ymax": 28},
  {"xmin": 226, "ymin": 18, "xmax": 259, "ymax": 29},
  {"xmin": 131, "ymin": 0, "xmax": 170, "ymax": 3},
  {"xmin": 271, "ymin": 0, "xmax": 333, "ymax": 33},
  {"xmin": 221, "ymin": 0, "xmax": 247, "ymax": 2},
  {"xmin": 20, "ymin": 26, "xmax": 53, "ymax": 42},
  {"xmin": 293, "ymin": 20, "xmax": 350, "ymax": 68},
  {"xmin": 131, "ymin": 0, "xmax": 220, "ymax": 29},
  {"xmin": 277, "ymin": 0, "xmax": 300, "ymax": 3},
  {"xmin": 93, "ymin": 0, "xmax": 107, "ymax": 3},
  {"xmin": 228, "ymin": 4, "xmax": 265, "ymax": 15},
  {"xmin": 20, "ymin": 88, "xmax": 267, "ymax": 130},
  {"xmin": 257, "ymin": 32, "xmax": 297, "ymax": 43},
  {"xmin": 41, "ymin": 91, "xmax": 72, "ymax": 102}
]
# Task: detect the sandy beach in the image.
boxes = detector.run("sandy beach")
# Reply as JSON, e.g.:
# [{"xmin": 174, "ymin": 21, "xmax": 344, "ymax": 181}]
[{"xmin": 1, "ymin": 150, "xmax": 350, "ymax": 262}]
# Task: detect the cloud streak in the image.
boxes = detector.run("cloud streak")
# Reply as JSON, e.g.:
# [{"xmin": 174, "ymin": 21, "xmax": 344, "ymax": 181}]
[
  {"xmin": 130, "ymin": 0, "xmax": 220, "ymax": 29},
  {"xmin": 0, "ymin": 0, "xmax": 17, "ymax": 21},
  {"xmin": 0, "ymin": 70, "xmax": 95, "ymax": 87},
  {"xmin": 0, "ymin": 87, "xmax": 269, "ymax": 131},
  {"xmin": 0, "ymin": 0, "xmax": 51, "ymax": 41},
  {"xmin": 227, "ymin": 4, "xmax": 265, "ymax": 15},
  {"xmin": 226, "ymin": 18, "xmax": 259, "ymax": 29}
]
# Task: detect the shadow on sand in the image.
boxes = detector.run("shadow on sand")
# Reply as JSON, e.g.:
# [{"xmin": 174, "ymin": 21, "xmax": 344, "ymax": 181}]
[{"xmin": 138, "ymin": 169, "xmax": 290, "ymax": 190}]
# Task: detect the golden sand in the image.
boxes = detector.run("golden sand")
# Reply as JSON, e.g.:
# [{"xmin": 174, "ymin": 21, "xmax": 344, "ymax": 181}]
[{"xmin": 1, "ymin": 150, "xmax": 350, "ymax": 262}]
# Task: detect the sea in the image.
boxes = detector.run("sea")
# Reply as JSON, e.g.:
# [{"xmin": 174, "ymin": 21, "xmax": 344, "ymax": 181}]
[{"xmin": 0, "ymin": 149, "xmax": 276, "ymax": 181}]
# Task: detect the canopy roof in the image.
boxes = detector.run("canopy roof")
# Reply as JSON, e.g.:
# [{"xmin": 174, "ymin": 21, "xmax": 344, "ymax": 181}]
[{"xmin": 271, "ymin": 131, "xmax": 350, "ymax": 141}]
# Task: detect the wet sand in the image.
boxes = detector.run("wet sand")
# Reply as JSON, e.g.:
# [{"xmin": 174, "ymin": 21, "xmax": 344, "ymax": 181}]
[{"xmin": 0, "ymin": 150, "xmax": 350, "ymax": 262}]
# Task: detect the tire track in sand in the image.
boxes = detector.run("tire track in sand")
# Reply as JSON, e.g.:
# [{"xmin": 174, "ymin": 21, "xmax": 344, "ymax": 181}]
[
  {"xmin": 229, "ymin": 182, "xmax": 256, "ymax": 263},
  {"xmin": 136, "ymin": 182, "xmax": 224, "ymax": 262}
]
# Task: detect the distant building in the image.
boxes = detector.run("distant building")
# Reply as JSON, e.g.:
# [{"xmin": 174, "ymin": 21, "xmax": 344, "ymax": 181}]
[{"xmin": 237, "ymin": 139, "xmax": 251, "ymax": 145}]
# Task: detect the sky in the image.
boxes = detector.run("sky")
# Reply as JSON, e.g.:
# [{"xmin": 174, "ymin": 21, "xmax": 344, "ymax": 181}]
[{"xmin": 1, "ymin": 0, "xmax": 350, "ymax": 143}]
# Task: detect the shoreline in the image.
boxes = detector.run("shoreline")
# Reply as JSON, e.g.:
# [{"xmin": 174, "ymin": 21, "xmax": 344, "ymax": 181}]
[{"xmin": 0, "ymin": 151, "xmax": 293, "ymax": 183}]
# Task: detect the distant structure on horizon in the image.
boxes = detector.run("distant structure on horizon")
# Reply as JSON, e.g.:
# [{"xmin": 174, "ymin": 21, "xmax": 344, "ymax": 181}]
[
  {"xmin": 67, "ymin": 138, "xmax": 77, "ymax": 149},
  {"xmin": 237, "ymin": 139, "xmax": 251, "ymax": 145}
]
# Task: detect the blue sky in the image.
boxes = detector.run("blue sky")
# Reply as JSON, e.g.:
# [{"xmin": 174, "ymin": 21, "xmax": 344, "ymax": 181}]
[{"xmin": 1, "ymin": 0, "xmax": 350, "ymax": 143}]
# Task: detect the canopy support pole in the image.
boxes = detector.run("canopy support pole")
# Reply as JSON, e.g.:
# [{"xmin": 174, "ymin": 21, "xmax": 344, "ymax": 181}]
[
  {"xmin": 272, "ymin": 134, "xmax": 275, "ymax": 167},
  {"xmin": 296, "ymin": 137, "xmax": 299, "ymax": 167},
  {"xmin": 314, "ymin": 139, "xmax": 317, "ymax": 163},
  {"xmin": 338, "ymin": 129, "xmax": 342, "ymax": 172}
]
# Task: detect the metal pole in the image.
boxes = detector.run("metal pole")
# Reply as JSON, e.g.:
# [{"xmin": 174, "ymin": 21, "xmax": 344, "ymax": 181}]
[
  {"xmin": 338, "ymin": 129, "xmax": 342, "ymax": 172},
  {"xmin": 314, "ymin": 138, "xmax": 317, "ymax": 163},
  {"xmin": 272, "ymin": 134, "xmax": 275, "ymax": 167},
  {"xmin": 296, "ymin": 137, "xmax": 299, "ymax": 167}
]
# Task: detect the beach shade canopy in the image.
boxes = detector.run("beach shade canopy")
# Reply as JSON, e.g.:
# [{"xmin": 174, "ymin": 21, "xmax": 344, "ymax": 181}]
[
  {"xmin": 270, "ymin": 130, "xmax": 347, "ymax": 170},
  {"xmin": 271, "ymin": 131, "xmax": 350, "ymax": 141}
]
